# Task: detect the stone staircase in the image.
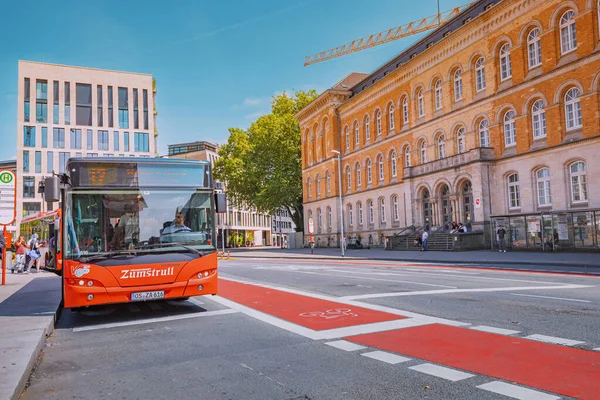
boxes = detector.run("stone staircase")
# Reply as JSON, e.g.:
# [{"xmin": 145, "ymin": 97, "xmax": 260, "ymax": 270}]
[{"xmin": 389, "ymin": 231, "xmax": 455, "ymax": 251}]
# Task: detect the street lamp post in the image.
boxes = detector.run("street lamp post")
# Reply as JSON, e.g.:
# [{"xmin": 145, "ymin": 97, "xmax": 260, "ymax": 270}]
[{"xmin": 331, "ymin": 150, "xmax": 345, "ymax": 257}]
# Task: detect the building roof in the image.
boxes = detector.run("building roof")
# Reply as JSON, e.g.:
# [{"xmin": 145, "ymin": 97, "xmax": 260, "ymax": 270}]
[
  {"xmin": 0, "ymin": 160, "xmax": 17, "ymax": 170},
  {"xmin": 350, "ymin": 0, "xmax": 501, "ymax": 96},
  {"xmin": 331, "ymin": 73, "xmax": 370, "ymax": 91},
  {"xmin": 167, "ymin": 140, "xmax": 220, "ymax": 156},
  {"xmin": 18, "ymin": 60, "xmax": 152, "ymax": 77}
]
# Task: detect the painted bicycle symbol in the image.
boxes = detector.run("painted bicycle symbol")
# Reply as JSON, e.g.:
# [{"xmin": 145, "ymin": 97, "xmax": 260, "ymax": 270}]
[{"xmin": 299, "ymin": 308, "xmax": 358, "ymax": 319}]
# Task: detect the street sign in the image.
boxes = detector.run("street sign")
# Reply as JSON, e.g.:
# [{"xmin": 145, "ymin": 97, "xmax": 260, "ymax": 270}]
[
  {"xmin": 0, "ymin": 170, "xmax": 16, "ymax": 226},
  {"xmin": 308, "ymin": 217, "xmax": 314, "ymax": 234}
]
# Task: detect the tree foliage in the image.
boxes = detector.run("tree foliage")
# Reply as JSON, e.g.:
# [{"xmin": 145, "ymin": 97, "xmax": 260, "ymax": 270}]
[{"xmin": 214, "ymin": 90, "xmax": 318, "ymax": 232}]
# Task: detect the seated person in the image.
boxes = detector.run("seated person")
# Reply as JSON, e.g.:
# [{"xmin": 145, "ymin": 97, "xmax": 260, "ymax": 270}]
[{"xmin": 162, "ymin": 212, "xmax": 192, "ymax": 235}]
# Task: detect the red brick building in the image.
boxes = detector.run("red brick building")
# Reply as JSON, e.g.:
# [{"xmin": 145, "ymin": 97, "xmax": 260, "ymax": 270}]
[{"xmin": 296, "ymin": 0, "xmax": 600, "ymax": 250}]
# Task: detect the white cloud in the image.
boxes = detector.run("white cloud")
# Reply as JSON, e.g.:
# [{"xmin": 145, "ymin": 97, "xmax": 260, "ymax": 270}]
[
  {"xmin": 243, "ymin": 97, "xmax": 263, "ymax": 106},
  {"xmin": 9, "ymin": 155, "xmax": 16, "ymax": 160}
]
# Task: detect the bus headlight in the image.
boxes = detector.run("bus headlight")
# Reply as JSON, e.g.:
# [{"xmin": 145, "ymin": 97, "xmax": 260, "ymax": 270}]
[
  {"xmin": 197, "ymin": 273, "xmax": 203, "ymax": 279},
  {"xmin": 78, "ymin": 280, "xmax": 85, "ymax": 286}
]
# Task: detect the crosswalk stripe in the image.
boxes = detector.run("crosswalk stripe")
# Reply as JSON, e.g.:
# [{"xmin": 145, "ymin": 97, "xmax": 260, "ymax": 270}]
[
  {"xmin": 409, "ymin": 363, "xmax": 474, "ymax": 382},
  {"xmin": 361, "ymin": 351, "xmax": 411, "ymax": 364},
  {"xmin": 469, "ymin": 325, "xmax": 520, "ymax": 335},
  {"xmin": 524, "ymin": 334, "xmax": 585, "ymax": 347},
  {"xmin": 477, "ymin": 381, "xmax": 560, "ymax": 400},
  {"xmin": 324, "ymin": 340, "xmax": 366, "ymax": 352}
]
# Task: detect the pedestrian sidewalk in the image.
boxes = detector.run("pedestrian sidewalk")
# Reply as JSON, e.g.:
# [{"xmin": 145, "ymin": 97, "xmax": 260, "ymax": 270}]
[
  {"xmin": 227, "ymin": 247, "xmax": 600, "ymax": 274},
  {"xmin": 0, "ymin": 270, "xmax": 61, "ymax": 400}
]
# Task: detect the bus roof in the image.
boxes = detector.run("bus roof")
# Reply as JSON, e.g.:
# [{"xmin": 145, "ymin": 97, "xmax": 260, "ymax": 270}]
[
  {"xmin": 67, "ymin": 157, "xmax": 211, "ymax": 165},
  {"xmin": 20, "ymin": 209, "xmax": 61, "ymax": 224}
]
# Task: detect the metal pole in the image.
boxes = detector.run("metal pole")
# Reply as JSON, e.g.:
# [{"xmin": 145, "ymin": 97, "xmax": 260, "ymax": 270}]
[
  {"xmin": 337, "ymin": 153, "xmax": 345, "ymax": 257},
  {"xmin": 2, "ymin": 226, "xmax": 6, "ymax": 286}
]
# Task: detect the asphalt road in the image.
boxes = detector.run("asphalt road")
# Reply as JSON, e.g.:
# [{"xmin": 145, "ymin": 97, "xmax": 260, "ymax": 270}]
[{"xmin": 21, "ymin": 259, "xmax": 600, "ymax": 400}]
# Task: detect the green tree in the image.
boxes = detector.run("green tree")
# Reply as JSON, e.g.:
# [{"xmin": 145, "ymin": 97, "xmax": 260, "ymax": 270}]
[{"xmin": 214, "ymin": 90, "xmax": 317, "ymax": 232}]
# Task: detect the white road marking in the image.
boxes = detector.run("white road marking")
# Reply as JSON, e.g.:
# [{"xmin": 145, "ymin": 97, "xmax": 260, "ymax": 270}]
[
  {"xmin": 189, "ymin": 297, "xmax": 205, "ymax": 306},
  {"xmin": 477, "ymin": 381, "xmax": 560, "ymax": 400},
  {"xmin": 72, "ymin": 309, "xmax": 239, "ymax": 332},
  {"xmin": 324, "ymin": 340, "xmax": 366, "ymax": 352},
  {"xmin": 409, "ymin": 363, "xmax": 474, "ymax": 382},
  {"xmin": 593, "ymin": 347, "xmax": 600, "ymax": 351},
  {"xmin": 525, "ymin": 334, "xmax": 585, "ymax": 346},
  {"xmin": 340, "ymin": 284, "xmax": 593, "ymax": 300},
  {"xmin": 469, "ymin": 325, "xmax": 520, "ymax": 335},
  {"xmin": 510, "ymin": 293, "xmax": 591, "ymax": 303},
  {"xmin": 316, "ymin": 318, "xmax": 434, "ymax": 340},
  {"xmin": 292, "ymin": 270, "xmax": 458, "ymax": 289},
  {"xmin": 127, "ymin": 304, "xmax": 140, "ymax": 312},
  {"xmin": 361, "ymin": 351, "xmax": 411, "ymax": 364},
  {"xmin": 147, "ymin": 302, "xmax": 162, "ymax": 311}
]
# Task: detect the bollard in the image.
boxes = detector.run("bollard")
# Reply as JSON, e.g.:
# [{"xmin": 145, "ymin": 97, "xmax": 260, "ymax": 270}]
[{"xmin": 227, "ymin": 250, "xmax": 231, "ymax": 260}]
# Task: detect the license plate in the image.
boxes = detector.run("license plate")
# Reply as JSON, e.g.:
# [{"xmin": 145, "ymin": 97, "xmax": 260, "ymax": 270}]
[{"xmin": 131, "ymin": 290, "xmax": 165, "ymax": 301}]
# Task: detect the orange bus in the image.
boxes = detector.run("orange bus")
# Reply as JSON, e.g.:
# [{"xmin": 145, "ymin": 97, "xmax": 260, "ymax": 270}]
[
  {"xmin": 18, "ymin": 209, "xmax": 62, "ymax": 274},
  {"xmin": 44, "ymin": 157, "xmax": 225, "ymax": 309}
]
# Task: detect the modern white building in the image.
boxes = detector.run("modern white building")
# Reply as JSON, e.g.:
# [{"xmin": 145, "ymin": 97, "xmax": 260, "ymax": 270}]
[
  {"xmin": 16, "ymin": 61, "xmax": 157, "ymax": 221},
  {"xmin": 271, "ymin": 208, "xmax": 297, "ymax": 248}
]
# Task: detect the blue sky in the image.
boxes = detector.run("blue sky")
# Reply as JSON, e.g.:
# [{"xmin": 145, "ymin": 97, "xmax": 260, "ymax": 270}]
[{"xmin": 0, "ymin": 0, "xmax": 468, "ymax": 159}]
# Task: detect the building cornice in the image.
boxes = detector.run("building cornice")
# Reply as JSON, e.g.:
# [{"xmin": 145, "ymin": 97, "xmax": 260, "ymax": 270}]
[{"xmin": 295, "ymin": 89, "xmax": 352, "ymax": 127}]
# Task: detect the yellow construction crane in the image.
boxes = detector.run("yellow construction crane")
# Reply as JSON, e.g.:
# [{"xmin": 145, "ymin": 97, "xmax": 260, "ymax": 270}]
[{"xmin": 304, "ymin": 2, "xmax": 474, "ymax": 66}]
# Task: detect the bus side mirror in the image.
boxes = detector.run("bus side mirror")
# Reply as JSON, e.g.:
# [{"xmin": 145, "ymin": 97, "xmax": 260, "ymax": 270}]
[
  {"xmin": 44, "ymin": 176, "xmax": 60, "ymax": 203},
  {"xmin": 215, "ymin": 193, "xmax": 227, "ymax": 213}
]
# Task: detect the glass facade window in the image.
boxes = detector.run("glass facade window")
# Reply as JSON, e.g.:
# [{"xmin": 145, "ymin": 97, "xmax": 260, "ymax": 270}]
[
  {"xmin": 23, "ymin": 126, "xmax": 36, "ymax": 147},
  {"xmin": 532, "ymin": 100, "xmax": 547, "ymax": 138},
  {"xmin": 114, "ymin": 131, "xmax": 119, "ymax": 151},
  {"xmin": 87, "ymin": 130, "xmax": 93, "ymax": 150},
  {"xmin": 24, "ymin": 78, "xmax": 30, "ymax": 122},
  {"xmin": 23, "ymin": 150, "xmax": 29, "ymax": 172},
  {"xmin": 59, "ymin": 152, "xmax": 70, "ymax": 174},
  {"xmin": 98, "ymin": 130, "xmax": 109, "ymax": 151},
  {"xmin": 570, "ymin": 161, "xmax": 587, "ymax": 202},
  {"xmin": 53, "ymin": 81, "xmax": 59, "ymax": 124},
  {"xmin": 133, "ymin": 88, "xmax": 139, "ymax": 129},
  {"xmin": 124, "ymin": 132, "xmax": 130, "ymax": 152},
  {"xmin": 536, "ymin": 168, "xmax": 552, "ymax": 207},
  {"xmin": 143, "ymin": 89, "xmax": 149, "ymax": 130},
  {"xmin": 76, "ymin": 83, "xmax": 92, "ymax": 126},
  {"xmin": 23, "ymin": 177, "xmax": 35, "ymax": 198},
  {"xmin": 22, "ymin": 202, "xmax": 41, "ymax": 217},
  {"xmin": 108, "ymin": 86, "xmax": 114, "ymax": 127},
  {"xmin": 64, "ymin": 82, "xmax": 71, "ymax": 124},
  {"xmin": 41, "ymin": 127, "xmax": 47, "ymax": 148},
  {"xmin": 70, "ymin": 129, "xmax": 82, "ymax": 149},
  {"xmin": 53, "ymin": 128, "xmax": 65, "ymax": 149},
  {"xmin": 36, "ymin": 79, "xmax": 48, "ymax": 123},
  {"xmin": 508, "ymin": 173, "xmax": 520, "ymax": 208},
  {"xmin": 134, "ymin": 132, "xmax": 149, "ymax": 152},
  {"xmin": 97, "ymin": 85, "xmax": 103, "ymax": 127},
  {"xmin": 35, "ymin": 151, "xmax": 41, "ymax": 173},
  {"xmin": 47, "ymin": 151, "xmax": 53, "ymax": 173},
  {"xmin": 118, "ymin": 87, "xmax": 129, "ymax": 128}
]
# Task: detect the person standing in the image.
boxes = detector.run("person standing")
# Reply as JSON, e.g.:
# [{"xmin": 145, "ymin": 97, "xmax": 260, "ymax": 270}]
[
  {"xmin": 14, "ymin": 236, "xmax": 29, "ymax": 273},
  {"xmin": 497, "ymin": 225, "xmax": 507, "ymax": 252},
  {"xmin": 421, "ymin": 230, "xmax": 429, "ymax": 252},
  {"xmin": 27, "ymin": 233, "xmax": 40, "ymax": 273}
]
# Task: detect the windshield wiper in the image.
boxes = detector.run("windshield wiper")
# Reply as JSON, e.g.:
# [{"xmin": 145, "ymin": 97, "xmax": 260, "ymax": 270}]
[
  {"xmin": 146, "ymin": 242, "xmax": 205, "ymax": 257},
  {"xmin": 79, "ymin": 250, "xmax": 140, "ymax": 264}
]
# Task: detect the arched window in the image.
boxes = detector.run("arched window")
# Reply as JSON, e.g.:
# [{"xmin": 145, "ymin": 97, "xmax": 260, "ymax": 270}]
[
  {"xmin": 316, "ymin": 173, "xmax": 320, "ymax": 196},
  {"xmin": 391, "ymin": 151, "xmax": 397, "ymax": 177},
  {"xmin": 326, "ymin": 171, "xmax": 331, "ymax": 195},
  {"xmin": 378, "ymin": 155, "xmax": 384, "ymax": 181},
  {"xmin": 507, "ymin": 173, "xmax": 520, "ymax": 208},
  {"xmin": 532, "ymin": 100, "xmax": 547, "ymax": 139},
  {"xmin": 404, "ymin": 145, "xmax": 411, "ymax": 167},
  {"xmin": 327, "ymin": 206, "xmax": 332, "ymax": 228},
  {"xmin": 368, "ymin": 200, "xmax": 374, "ymax": 224},
  {"xmin": 357, "ymin": 202, "xmax": 364, "ymax": 225},
  {"xmin": 388, "ymin": 104, "xmax": 396, "ymax": 131},
  {"xmin": 504, "ymin": 110, "xmax": 516, "ymax": 147},
  {"xmin": 499, "ymin": 43, "xmax": 512, "ymax": 81},
  {"xmin": 392, "ymin": 195, "xmax": 399, "ymax": 221},
  {"xmin": 307, "ymin": 178, "xmax": 312, "ymax": 199},
  {"xmin": 565, "ymin": 88, "xmax": 582, "ymax": 130},
  {"xmin": 570, "ymin": 161, "xmax": 587, "ymax": 202},
  {"xmin": 536, "ymin": 168, "xmax": 552, "ymax": 206},
  {"xmin": 317, "ymin": 208, "xmax": 322, "ymax": 231},
  {"xmin": 478, "ymin": 119, "xmax": 490, "ymax": 147},
  {"xmin": 560, "ymin": 10, "xmax": 577, "ymax": 54},
  {"xmin": 365, "ymin": 116, "xmax": 371, "ymax": 142},
  {"xmin": 348, "ymin": 204, "xmax": 354, "ymax": 226},
  {"xmin": 380, "ymin": 198, "xmax": 386, "ymax": 223},
  {"xmin": 402, "ymin": 97, "xmax": 409, "ymax": 124},
  {"xmin": 308, "ymin": 209, "xmax": 312, "ymax": 223},
  {"xmin": 437, "ymin": 134, "xmax": 446, "ymax": 159},
  {"xmin": 454, "ymin": 69, "xmax": 463, "ymax": 101},
  {"xmin": 376, "ymin": 110, "xmax": 382, "ymax": 136},
  {"xmin": 354, "ymin": 122, "xmax": 359, "ymax": 147},
  {"xmin": 475, "ymin": 57, "xmax": 486, "ymax": 92},
  {"xmin": 420, "ymin": 140, "xmax": 427, "ymax": 164},
  {"xmin": 346, "ymin": 166, "xmax": 352, "ymax": 189},
  {"xmin": 356, "ymin": 163, "xmax": 362, "ymax": 187},
  {"xmin": 344, "ymin": 127, "xmax": 350, "ymax": 150},
  {"xmin": 417, "ymin": 88, "xmax": 425, "ymax": 117},
  {"xmin": 366, "ymin": 159, "xmax": 372, "ymax": 184},
  {"xmin": 434, "ymin": 79, "xmax": 443, "ymax": 110},
  {"xmin": 527, "ymin": 28, "xmax": 542, "ymax": 68},
  {"xmin": 456, "ymin": 127, "xmax": 466, "ymax": 154}
]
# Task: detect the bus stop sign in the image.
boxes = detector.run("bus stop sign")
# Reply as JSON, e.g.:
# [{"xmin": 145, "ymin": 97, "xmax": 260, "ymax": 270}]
[{"xmin": 0, "ymin": 170, "xmax": 16, "ymax": 226}]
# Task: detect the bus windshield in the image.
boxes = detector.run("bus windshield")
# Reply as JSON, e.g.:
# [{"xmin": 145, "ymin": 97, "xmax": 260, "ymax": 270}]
[{"xmin": 65, "ymin": 189, "xmax": 215, "ymax": 259}]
